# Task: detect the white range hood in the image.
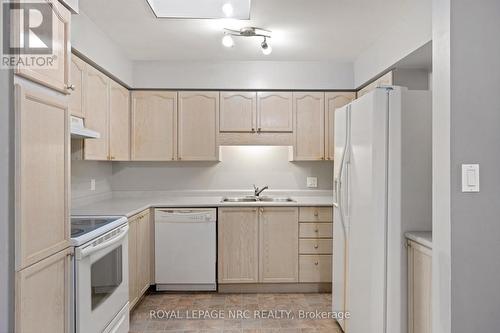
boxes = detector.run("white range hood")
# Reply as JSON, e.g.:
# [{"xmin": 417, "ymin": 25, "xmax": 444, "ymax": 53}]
[{"xmin": 70, "ymin": 116, "xmax": 100, "ymax": 139}]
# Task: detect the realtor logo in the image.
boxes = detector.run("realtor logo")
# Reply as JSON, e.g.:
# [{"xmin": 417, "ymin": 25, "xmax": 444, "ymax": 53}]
[{"xmin": 2, "ymin": 0, "xmax": 56, "ymax": 68}]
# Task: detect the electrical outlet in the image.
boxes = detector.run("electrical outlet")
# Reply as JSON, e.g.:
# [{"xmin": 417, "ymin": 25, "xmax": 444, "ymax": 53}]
[
  {"xmin": 307, "ymin": 177, "xmax": 318, "ymax": 188},
  {"xmin": 90, "ymin": 179, "xmax": 96, "ymax": 191}
]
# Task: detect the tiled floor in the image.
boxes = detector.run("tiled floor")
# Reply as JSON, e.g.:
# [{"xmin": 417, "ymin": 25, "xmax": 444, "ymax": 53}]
[{"xmin": 130, "ymin": 293, "xmax": 343, "ymax": 333}]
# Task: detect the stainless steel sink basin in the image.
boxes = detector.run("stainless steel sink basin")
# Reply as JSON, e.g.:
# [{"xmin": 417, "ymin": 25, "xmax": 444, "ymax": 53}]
[{"xmin": 221, "ymin": 196, "xmax": 295, "ymax": 203}]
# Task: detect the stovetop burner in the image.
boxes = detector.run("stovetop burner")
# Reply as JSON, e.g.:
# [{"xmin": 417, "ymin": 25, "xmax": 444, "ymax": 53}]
[{"xmin": 71, "ymin": 216, "xmax": 125, "ymax": 241}]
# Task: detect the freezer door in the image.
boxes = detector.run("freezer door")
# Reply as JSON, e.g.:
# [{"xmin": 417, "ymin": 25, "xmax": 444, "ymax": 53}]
[
  {"xmin": 345, "ymin": 89, "xmax": 389, "ymax": 333},
  {"xmin": 333, "ymin": 104, "xmax": 349, "ymax": 330}
]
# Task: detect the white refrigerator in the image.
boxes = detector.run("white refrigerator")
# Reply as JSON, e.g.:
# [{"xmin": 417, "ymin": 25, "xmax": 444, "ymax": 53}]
[{"xmin": 332, "ymin": 87, "xmax": 432, "ymax": 333}]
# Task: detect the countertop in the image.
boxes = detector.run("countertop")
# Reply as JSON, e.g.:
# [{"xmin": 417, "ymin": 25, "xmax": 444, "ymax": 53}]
[
  {"xmin": 405, "ymin": 231, "xmax": 432, "ymax": 249},
  {"xmin": 72, "ymin": 190, "xmax": 334, "ymax": 218}
]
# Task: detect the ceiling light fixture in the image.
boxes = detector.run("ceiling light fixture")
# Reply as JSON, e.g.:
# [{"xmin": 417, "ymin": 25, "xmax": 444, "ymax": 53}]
[
  {"xmin": 222, "ymin": 3, "xmax": 234, "ymax": 17},
  {"xmin": 223, "ymin": 27, "xmax": 273, "ymax": 55},
  {"xmin": 261, "ymin": 37, "xmax": 272, "ymax": 55},
  {"xmin": 222, "ymin": 34, "xmax": 235, "ymax": 48}
]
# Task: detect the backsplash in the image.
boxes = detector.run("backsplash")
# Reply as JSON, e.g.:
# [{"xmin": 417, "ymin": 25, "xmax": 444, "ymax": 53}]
[
  {"xmin": 112, "ymin": 146, "xmax": 333, "ymax": 191},
  {"xmin": 71, "ymin": 146, "xmax": 334, "ymax": 204}
]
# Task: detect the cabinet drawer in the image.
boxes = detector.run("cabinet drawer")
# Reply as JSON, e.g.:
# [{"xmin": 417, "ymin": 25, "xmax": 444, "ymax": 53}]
[
  {"xmin": 299, "ymin": 223, "xmax": 332, "ymax": 238},
  {"xmin": 299, "ymin": 239, "xmax": 332, "ymax": 254},
  {"xmin": 299, "ymin": 207, "xmax": 333, "ymax": 222},
  {"xmin": 299, "ymin": 255, "xmax": 332, "ymax": 282}
]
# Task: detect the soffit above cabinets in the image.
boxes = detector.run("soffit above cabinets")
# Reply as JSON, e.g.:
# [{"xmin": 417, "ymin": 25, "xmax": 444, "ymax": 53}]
[{"xmin": 146, "ymin": 0, "xmax": 252, "ymax": 19}]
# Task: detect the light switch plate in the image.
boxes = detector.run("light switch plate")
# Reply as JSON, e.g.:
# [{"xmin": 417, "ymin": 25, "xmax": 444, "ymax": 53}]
[
  {"xmin": 461, "ymin": 164, "xmax": 479, "ymax": 192},
  {"xmin": 307, "ymin": 177, "xmax": 318, "ymax": 188},
  {"xmin": 90, "ymin": 179, "xmax": 96, "ymax": 191}
]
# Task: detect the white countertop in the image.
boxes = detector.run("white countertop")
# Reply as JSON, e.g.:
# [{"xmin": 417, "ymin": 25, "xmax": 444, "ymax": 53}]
[
  {"xmin": 405, "ymin": 231, "xmax": 432, "ymax": 249},
  {"xmin": 72, "ymin": 190, "xmax": 334, "ymax": 218}
]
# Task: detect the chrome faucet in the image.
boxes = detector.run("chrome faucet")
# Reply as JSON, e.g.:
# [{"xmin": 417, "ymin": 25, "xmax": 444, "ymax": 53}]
[{"xmin": 253, "ymin": 184, "xmax": 269, "ymax": 197}]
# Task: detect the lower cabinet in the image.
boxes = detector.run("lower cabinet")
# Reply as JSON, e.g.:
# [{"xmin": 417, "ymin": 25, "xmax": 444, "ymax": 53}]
[
  {"xmin": 218, "ymin": 207, "xmax": 299, "ymax": 284},
  {"xmin": 259, "ymin": 207, "xmax": 298, "ymax": 283},
  {"xmin": 15, "ymin": 247, "xmax": 73, "ymax": 333},
  {"xmin": 128, "ymin": 210, "xmax": 151, "ymax": 309},
  {"xmin": 408, "ymin": 240, "xmax": 432, "ymax": 333},
  {"xmin": 218, "ymin": 208, "xmax": 259, "ymax": 283}
]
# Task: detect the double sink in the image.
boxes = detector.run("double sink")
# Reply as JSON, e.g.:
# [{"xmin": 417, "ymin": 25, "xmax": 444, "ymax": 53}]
[{"xmin": 221, "ymin": 196, "xmax": 296, "ymax": 203}]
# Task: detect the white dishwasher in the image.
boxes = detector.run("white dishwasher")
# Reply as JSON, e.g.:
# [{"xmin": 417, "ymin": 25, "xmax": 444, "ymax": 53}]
[{"xmin": 154, "ymin": 208, "xmax": 217, "ymax": 291}]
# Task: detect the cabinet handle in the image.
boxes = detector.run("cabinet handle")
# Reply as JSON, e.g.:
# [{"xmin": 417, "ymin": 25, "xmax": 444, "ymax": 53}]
[
  {"xmin": 110, "ymin": 156, "xmax": 115, "ymax": 160},
  {"xmin": 314, "ymin": 244, "xmax": 319, "ymax": 249},
  {"xmin": 314, "ymin": 228, "xmax": 319, "ymax": 233},
  {"xmin": 257, "ymin": 127, "xmax": 262, "ymax": 132},
  {"xmin": 314, "ymin": 211, "xmax": 319, "ymax": 217},
  {"xmin": 327, "ymin": 157, "xmax": 331, "ymax": 160},
  {"xmin": 66, "ymin": 84, "xmax": 75, "ymax": 91},
  {"xmin": 314, "ymin": 261, "xmax": 319, "ymax": 266},
  {"xmin": 321, "ymin": 157, "xmax": 325, "ymax": 160},
  {"xmin": 251, "ymin": 128, "xmax": 255, "ymax": 132}
]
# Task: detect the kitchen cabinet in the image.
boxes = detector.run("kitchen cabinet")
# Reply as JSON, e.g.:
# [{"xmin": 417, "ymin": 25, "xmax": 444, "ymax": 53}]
[
  {"xmin": 178, "ymin": 91, "xmax": 219, "ymax": 161},
  {"xmin": 14, "ymin": 0, "xmax": 71, "ymax": 94},
  {"xmin": 298, "ymin": 207, "xmax": 333, "ymax": 283},
  {"xmin": 131, "ymin": 91, "xmax": 177, "ymax": 161},
  {"xmin": 220, "ymin": 91, "xmax": 256, "ymax": 132},
  {"xmin": 15, "ymin": 247, "xmax": 73, "ymax": 333},
  {"xmin": 408, "ymin": 240, "xmax": 432, "ymax": 333},
  {"xmin": 68, "ymin": 55, "xmax": 86, "ymax": 118},
  {"xmin": 109, "ymin": 80, "xmax": 130, "ymax": 160},
  {"xmin": 14, "ymin": 83, "xmax": 70, "ymax": 270},
  {"xmin": 292, "ymin": 92, "xmax": 325, "ymax": 160},
  {"xmin": 83, "ymin": 66, "xmax": 109, "ymax": 160},
  {"xmin": 128, "ymin": 210, "xmax": 151, "ymax": 309},
  {"xmin": 259, "ymin": 207, "xmax": 299, "ymax": 283},
  {"xmin": 257, "ymin": 92, "xmax": 293, "ymax": 132},
  {"xmin": 218, "ymin": 208, "xmax": 259, "ymax": 284},
  {"xmin": 325, "ymin": 92, "xmax": 355, "ymax": 160}
]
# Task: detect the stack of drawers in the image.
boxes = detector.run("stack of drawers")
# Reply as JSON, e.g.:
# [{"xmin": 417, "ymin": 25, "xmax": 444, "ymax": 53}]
[{"xmin": 298, "ymin": 207, "xmax": 333, "ymax": 282}]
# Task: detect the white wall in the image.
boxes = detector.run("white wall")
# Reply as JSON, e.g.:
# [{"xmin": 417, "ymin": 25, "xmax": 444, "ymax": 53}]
[
  {"xmin": 71, "ymin": 11, "xmax": 134, "ymax": 86},
  {"xmin": 354, "ymin": 0, "xmax": 432, "ymax": 87},
  {"xmin": 111, "ymin": 146, "xmax": 333, "ymax": 191},
  {"xmin": 133, "ymin": 61, "xmax": 354, "ymax": 89},
  {"xmin": 0, "ymin": 3, "xmax": 13, "ymax": 331},
  {"xmin": 71, "ymin": 161, "xmax": 113, "ymax": 205}
]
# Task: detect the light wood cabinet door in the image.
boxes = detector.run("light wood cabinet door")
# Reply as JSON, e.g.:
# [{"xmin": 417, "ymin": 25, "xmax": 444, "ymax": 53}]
[
  {"xmin": 83, "ymin": 66, "xmax": 109, "ymax": 160},
  {"xmin": 218, "ymin": 208, "xmax": 259, "ymax": 284},
  {"xmin": 257, "ymin": 92, "xmax": 293, "ymax": 132},
  {"xmin": 109, "ymin": 81, "xmax": 130, "ymax": 161},
  {"xmin": 128, "ymin": 216, "xmax": 138, "ymax": 307},
  {"xmin": 178, "ymin": 91, "xmax": 219, "ymax": 161},
  {"xmin": 259, "ymin": 207, "xmax": 299, "ymax": 283},
  {"xmin": 14, "ymin": 83, "xmax": 70, "ymax": 270},
  {"xmin": 137, "ymin": 212, "xmax": 151, "ymax": 295},
  {"xmin": 325, "ymin": 92, "xmax": 355, "ymax": 160},
  {"xmin": 220, "ymin": 91, "xmax": 256, "ymax": 132},
  {"xmin": 68, "ymin": 55, "xmax": 86, "ymax": 118},
  {"xmin": 15, "ymin": 247, "xmax": 72, "ymax": 333},
  {"xmin": 14, "ymin": 0, "xmax": 71, "ymax": 94},
  {"xmin": 408, "ymin": 240, "xmax": 432, "ymax": 333},
  {"xmin": 293, "ymin": 92, "xmax": 325, "ymax": 160},
  {"xmin": 131, "ymin": 91, "xmax": 177, "ymax": 161}
]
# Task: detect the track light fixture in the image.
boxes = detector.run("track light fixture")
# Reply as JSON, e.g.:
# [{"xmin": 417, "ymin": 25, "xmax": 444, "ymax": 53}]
[{"xmin": 222, "ymin": 27, "xmax": 273, "ymax": 55}]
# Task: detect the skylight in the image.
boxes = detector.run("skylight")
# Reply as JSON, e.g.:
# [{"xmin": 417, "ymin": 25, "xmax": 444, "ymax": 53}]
[{"xmin": 146, "ymin": 0, "xmax": 251, "ymax": 19}]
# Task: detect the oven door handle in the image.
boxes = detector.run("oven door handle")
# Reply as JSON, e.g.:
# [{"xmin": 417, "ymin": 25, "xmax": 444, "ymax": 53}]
[{"xmin": 79, "ymin": 225, "xmax": 129, "ymax": 258}]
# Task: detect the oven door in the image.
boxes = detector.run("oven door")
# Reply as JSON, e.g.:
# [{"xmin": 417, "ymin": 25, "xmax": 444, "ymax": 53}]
[{"xmin": 75, "ymin": 225, "xmax": 129, "ymax": 333}]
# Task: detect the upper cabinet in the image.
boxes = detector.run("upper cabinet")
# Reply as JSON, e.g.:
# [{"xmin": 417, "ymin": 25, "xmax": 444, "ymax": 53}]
[
  {"xmin": 293, "ymin": 92, "xmax": 325, "ymax": 161},
  {"xmin": 257, "ymin": 92, "xmax": 293, "ymax": 132},
  {"xmin": 68, "ymin": 55, "xmax": 86, "ymax": 118},
  {"xmin": 83, "ymin": 66, "xmax": 109, "ymax": 160},
  {"xmin": 357, "ymin": 71, "xmax": 393, "ymax": 98},
  {"xmin": 178, "ymin": 91, "xmax": 219, "ymax": 161},
  {"xmin": 14, "ymin": 0, "xmax": 71, "ymax": 94},
  {"xmin": 325, "ymin": 92, "xmax": 355, "ymax": 160},
  {"xmin": 131, "ymin": 91, "xmax": 177, "ymax": 161},
  {"xmin": 109, "ymin": 81, "xmax": 130, "ymax": 161},
  {"xmin": 220, "ymin": 92, "xmax": 256, "ymax": 132}
]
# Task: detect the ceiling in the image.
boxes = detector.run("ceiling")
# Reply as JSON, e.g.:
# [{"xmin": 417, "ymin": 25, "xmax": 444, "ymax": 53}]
[{"xmin": 80, "ymin": 0, "xmax": 413, "ymax": 62}]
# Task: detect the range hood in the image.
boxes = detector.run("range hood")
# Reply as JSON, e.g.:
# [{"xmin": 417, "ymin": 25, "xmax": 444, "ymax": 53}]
[{"xmin": 70, "ymin": 116, "xmax": 100, "ymax": 139}]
